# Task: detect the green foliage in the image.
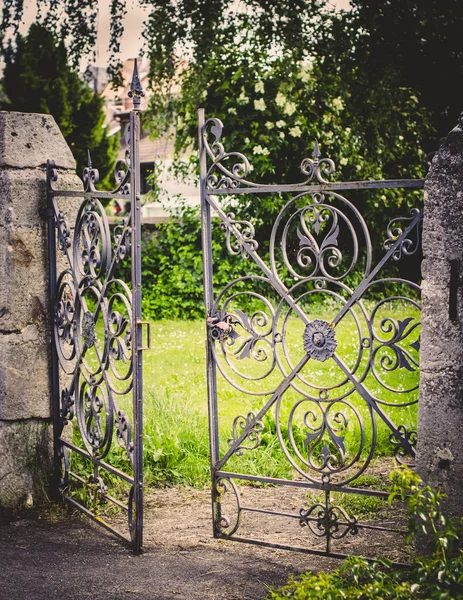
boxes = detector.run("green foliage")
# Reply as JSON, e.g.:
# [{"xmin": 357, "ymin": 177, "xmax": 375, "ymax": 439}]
[
  {"xmin": 139, "ymin": 0, "xmax": 433, "ymax": 295},
  {"xmin": 269, "ymin": 468, "xmax": 463, "ymax": 599},
  {"xmin": 1, "ymin": 23, "xmax": 118, "ymax": 186},
  {"xmin": 139, "ymin": 202, "xmax": 261, "ymax": 320},
  {"xmin": 144, "ymin": 5, "xmax": 427, "ymax": 238}
]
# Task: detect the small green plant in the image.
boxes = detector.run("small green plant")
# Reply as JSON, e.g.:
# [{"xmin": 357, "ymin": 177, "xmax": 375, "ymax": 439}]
[{"xmin": 269, "ymin": 467, "xmax": 463, "ymax": 599}]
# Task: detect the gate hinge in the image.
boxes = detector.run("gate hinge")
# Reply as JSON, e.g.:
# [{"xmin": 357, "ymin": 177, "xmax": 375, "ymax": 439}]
[{"xmin": 137, "ymin": 321, "xmax": 151, "ymax": 350}]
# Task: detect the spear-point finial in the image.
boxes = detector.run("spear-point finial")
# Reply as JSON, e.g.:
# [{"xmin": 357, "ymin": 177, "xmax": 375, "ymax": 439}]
[
  {"xmin": 128, "ymin": 58, "xmax": 145, "ymax": 110},
  {"xmin": 312, "ymin": 140, "xmax": 320, "ymax": 160},
  {"xmin": 87, "ymin": 149, "xmax": 92, "ymax": 168}
]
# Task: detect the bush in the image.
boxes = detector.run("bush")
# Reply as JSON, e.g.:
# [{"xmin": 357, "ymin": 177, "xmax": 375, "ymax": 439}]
[
  {"xmin": 139, "ymin": 202, "xmax": 262, "ymax": 320},
  {"xmin": 269, "ymin": 468, "xmax": 463, "ymax": 599}
]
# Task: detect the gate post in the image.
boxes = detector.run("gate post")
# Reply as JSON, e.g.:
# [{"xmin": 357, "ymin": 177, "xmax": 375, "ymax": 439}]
[
  {"xmin": 417, "ymin": 113, "xmax": 463, "ymax": 517},
  {"xmin": 0, "ymin": 111, "xmax": 79, "ymax": 508}
]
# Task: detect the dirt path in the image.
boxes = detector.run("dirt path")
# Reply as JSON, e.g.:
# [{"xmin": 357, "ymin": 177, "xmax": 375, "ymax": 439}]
[{"xmin": 0, "ymin": 485, "xmax": 409, "ymax": 600}]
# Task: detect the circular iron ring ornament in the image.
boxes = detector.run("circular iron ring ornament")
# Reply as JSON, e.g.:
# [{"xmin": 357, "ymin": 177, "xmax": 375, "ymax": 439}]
[{"xmin": 303, "ymin": 319, "xmax": 337, "ymax": 362}]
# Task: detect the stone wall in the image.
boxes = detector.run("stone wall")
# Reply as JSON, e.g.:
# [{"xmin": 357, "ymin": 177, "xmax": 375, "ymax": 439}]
[
  {"xmin": 416, "ymin": 113, "xmax": 463, "ymax": 517},
  {"xmin": 0, "ymin": 112, "xmax": 79, "ymax": 508}
]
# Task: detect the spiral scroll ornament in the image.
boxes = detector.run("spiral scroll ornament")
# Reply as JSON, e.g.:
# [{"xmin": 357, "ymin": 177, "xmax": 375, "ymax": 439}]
[
  {"xmin": 215, "ymin": 478, "xmax": 241, "ymax": 536},
  {"xmin": 300, "ymin": 501, "xmax": 358, "ymax": 539},
  {"xmin": 300, "ymin": 141, "xmax": 336, "ymax": 184},
  {"xmin": 228, "ymin": 412, "xmax": 264, "ymax": 455},
  {"xmin": 220, "ymin": 213, "xmax": 259, "ymax": 259},
  {"xmin": 384, "ymin": 208, "xmax": 422, "ymax": 261}
]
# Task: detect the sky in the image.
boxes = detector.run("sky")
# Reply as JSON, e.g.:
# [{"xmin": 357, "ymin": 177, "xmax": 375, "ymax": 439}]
[{"xmin": 17, "ymin": 0, "xmax": 352, "ymax": 68}]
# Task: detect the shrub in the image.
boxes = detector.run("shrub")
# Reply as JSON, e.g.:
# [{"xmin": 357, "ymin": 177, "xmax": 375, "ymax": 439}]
[{"xmin": 269, "ymin": 467, "xmax": 463, "ymax": 599}]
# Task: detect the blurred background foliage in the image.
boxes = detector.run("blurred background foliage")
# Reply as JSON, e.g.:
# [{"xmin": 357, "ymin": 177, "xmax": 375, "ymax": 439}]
[{"xmin": 1, "ymin": 1, "xmax": 462, "ymax": 319}]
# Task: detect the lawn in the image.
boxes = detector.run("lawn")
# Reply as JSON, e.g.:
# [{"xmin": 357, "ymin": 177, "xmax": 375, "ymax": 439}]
[
  {"xmin": 139, "ymin": 301, "xmax": 419, "ymax": 488},
  {"xmin": 69, "ymin": 301, "xmax": 420, "ymax": 492}
]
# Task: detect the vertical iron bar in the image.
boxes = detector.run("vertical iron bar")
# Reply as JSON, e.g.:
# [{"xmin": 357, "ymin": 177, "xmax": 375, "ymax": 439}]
[
  {"xmin": 198, "ymin": 109, "xmax": 222, "ymax": 536},
  {"xmin": 45, "ymin": 161, "xmax": 62, "ymax": 499},
  {"xmin": 130, "ymin": 103, "xmax": 144, "ymax": 555},
  {"xmin": 325, "ymin": 490, "xmax": 331, "ymax": 554}
]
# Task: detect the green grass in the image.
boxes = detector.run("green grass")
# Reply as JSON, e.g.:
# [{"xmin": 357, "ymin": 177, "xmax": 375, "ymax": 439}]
[
  {"xmin": 68, "ymin": 302, "xmax": 420, "ymax": 492},
  {"xmin": 139, "ymin": 302, "xmax": 419, "ymax": 488}
]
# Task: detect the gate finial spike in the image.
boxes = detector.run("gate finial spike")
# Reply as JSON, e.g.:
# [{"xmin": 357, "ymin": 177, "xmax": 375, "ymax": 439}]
[
  {"xmin": 128, "ymin": 58, "xmax": 145, "ymax": 110},
  {"xmin": 313, "ymin": 140, "xmax": 320, "ymax": 160},
  {"xmin": 87, "ymin": 149, "xmax": 92, "ymax": 168}
]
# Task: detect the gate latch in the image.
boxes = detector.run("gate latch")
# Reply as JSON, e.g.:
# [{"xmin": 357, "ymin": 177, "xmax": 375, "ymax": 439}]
[
  {"xmin": 137, "ymin": 321, "xmax": 151, "ymax": 350},
  {"xmin": 207, "ymin": 313, "xmax": 239, "ymax": 341}
]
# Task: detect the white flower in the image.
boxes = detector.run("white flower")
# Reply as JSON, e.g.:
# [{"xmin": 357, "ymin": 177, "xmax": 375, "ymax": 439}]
[
  {"xmin": 332, "ymin": 97, "xmax": 344, "ymax": 111},
  {"xmin": 340, "ymin": 157, "xmax": 348, "ymax": 166},
  {"xmin": 254, "ymin": 81, "xmax": 265, "ymax": 94},
  {"xmin": 398, "ymin": 135, "xmax": 404, "ymax": 141},
  {"xmin": 244, "ymin": 137, "xmax": 250, "ymax": 144},
  {"xmin": 345, "ymin": 127, "xmax": 351, "ymax": 134},
  {"xmin": 238, "ymin": 91, "xmax": 249, "ymax": 105},
  {"xmin": 289, "ymin": 125, "xmax": 302, "ymax": 138},
  {"xmin": 356, "ymin": 164, "xmax": 362, "ymax": 171},
  {"xmin": 265, "ymin": 121, "xmax": 275, "ymax": 130},
  {"xmin": 275, "ymin": 92, "xmax": 286, "ymax": 107},
  {"xmin": 254, "ymin": 98, "xmax": 267, "ymax": 111},
  {"xmin": 279, "ymin": 132, "xmax": 285, "ymax": 139},
  {"xmin": 276, "ymin": 120, "xmax": 286, "ymax": 128},
  {"xmin": 201, "ymin": 90, "xmax": 208, "ymax": 100},
  {"xmin": 284, "ymin": 101, "xmax": 297, "ymax": 116},
  {"xmin": 299, "ymin": 61, "xmax": 313, "ymax": 82},
  {"xmin": 325, "ymin": 131, "xmax": 334, "ymax": 139},
  {"xmin": 228, "ymin": 107, "xmax": 237, "ymax": 115},
  {"xmin": 253, "ymin": 145, "xmax": 270, "ymax": 156}
]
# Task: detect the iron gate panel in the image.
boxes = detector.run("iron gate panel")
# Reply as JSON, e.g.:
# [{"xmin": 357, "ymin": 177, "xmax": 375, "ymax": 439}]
[
  {"xmin": 198, "ymin": 110, "xmax": 424, "ymax": 560},
  {"xmin": 45, "ymin": 62, "xmax": 145, "ymax": 553}
]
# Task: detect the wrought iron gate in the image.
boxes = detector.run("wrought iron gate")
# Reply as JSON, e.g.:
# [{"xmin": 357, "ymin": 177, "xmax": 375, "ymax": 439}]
[
  {"xmin": 199, "ymin": 110, "xmax": 423, "ymax": 561},
  {"xmin": 44, "ymin": 62, "xmax": 146, "ymax": 553}
]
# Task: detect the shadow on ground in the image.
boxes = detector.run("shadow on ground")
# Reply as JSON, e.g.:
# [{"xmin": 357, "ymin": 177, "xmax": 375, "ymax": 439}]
[{"xmin": 1, "ymin": 484, "xmax": 408, "ymax": 600}]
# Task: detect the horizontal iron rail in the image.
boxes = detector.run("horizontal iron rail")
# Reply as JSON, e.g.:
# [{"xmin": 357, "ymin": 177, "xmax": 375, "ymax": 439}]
[
  {"xmin": 239, "ymin": 506, "xmax": 405, "ymax": 534},
  {"xmin": 216, "ymin": 471, "xmax": 396, "ymax": 498},
  {"xmin": 218, "ymin": 536, "xmax": 410, "ymax": 568},
  {"xmin": 59, "ymin": 438, "xmax": 134, "ymax": 484},
  {"xmin": 209, "ymin": 178, "xmax": 424, "ymax": 196},
  {"xmin": 50, "ymin": 190, "xmax": 132, "ymax": 201}
]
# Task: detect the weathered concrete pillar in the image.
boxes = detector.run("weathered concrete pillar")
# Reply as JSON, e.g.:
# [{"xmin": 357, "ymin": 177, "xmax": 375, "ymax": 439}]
[
  {"xmin": 417, "ymin": 113, "xmax": 463, "ymax": 517},
  {"xmin": 0, "ymin": 112, "xmax": 78, "ymax": 508}
]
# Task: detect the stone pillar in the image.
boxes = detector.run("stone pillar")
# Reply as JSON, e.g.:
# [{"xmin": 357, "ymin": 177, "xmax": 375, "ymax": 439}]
[
  {"xmin": 417, "ymin": 113, "xmax": 463, "ymax": 517},
  {"xmin": 0, "ymin": 112, "xmax": 78, "ymax": 509}
]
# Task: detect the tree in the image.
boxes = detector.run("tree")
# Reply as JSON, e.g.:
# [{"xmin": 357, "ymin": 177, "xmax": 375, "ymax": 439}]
[
  {"xmin": 141, "ymin": 1, "xmax": 432, "ymax": 280},
  {"xmin": 1, "ymin": 23, "xmax": 118, "ymax": 185},
  {"xmin": 347, "ymin": 0, "xmax": 463, "ymax": 148}
]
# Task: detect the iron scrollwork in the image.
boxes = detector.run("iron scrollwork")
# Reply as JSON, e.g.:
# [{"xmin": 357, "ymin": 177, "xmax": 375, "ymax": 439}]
[
  {"xmin": 228, "ymin": 412, "xmax": 264, "ymax": 455},
  {"xmin": 200, "ymin": 112, "xmax": 424, "ymax": 558},
  {"xmin": 300, "ymin": 499, "xmax": 358, "ymax": 540},
  {"xmin": 48, "ymin": 60, "xmax": 144, "ymax": 553}
]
